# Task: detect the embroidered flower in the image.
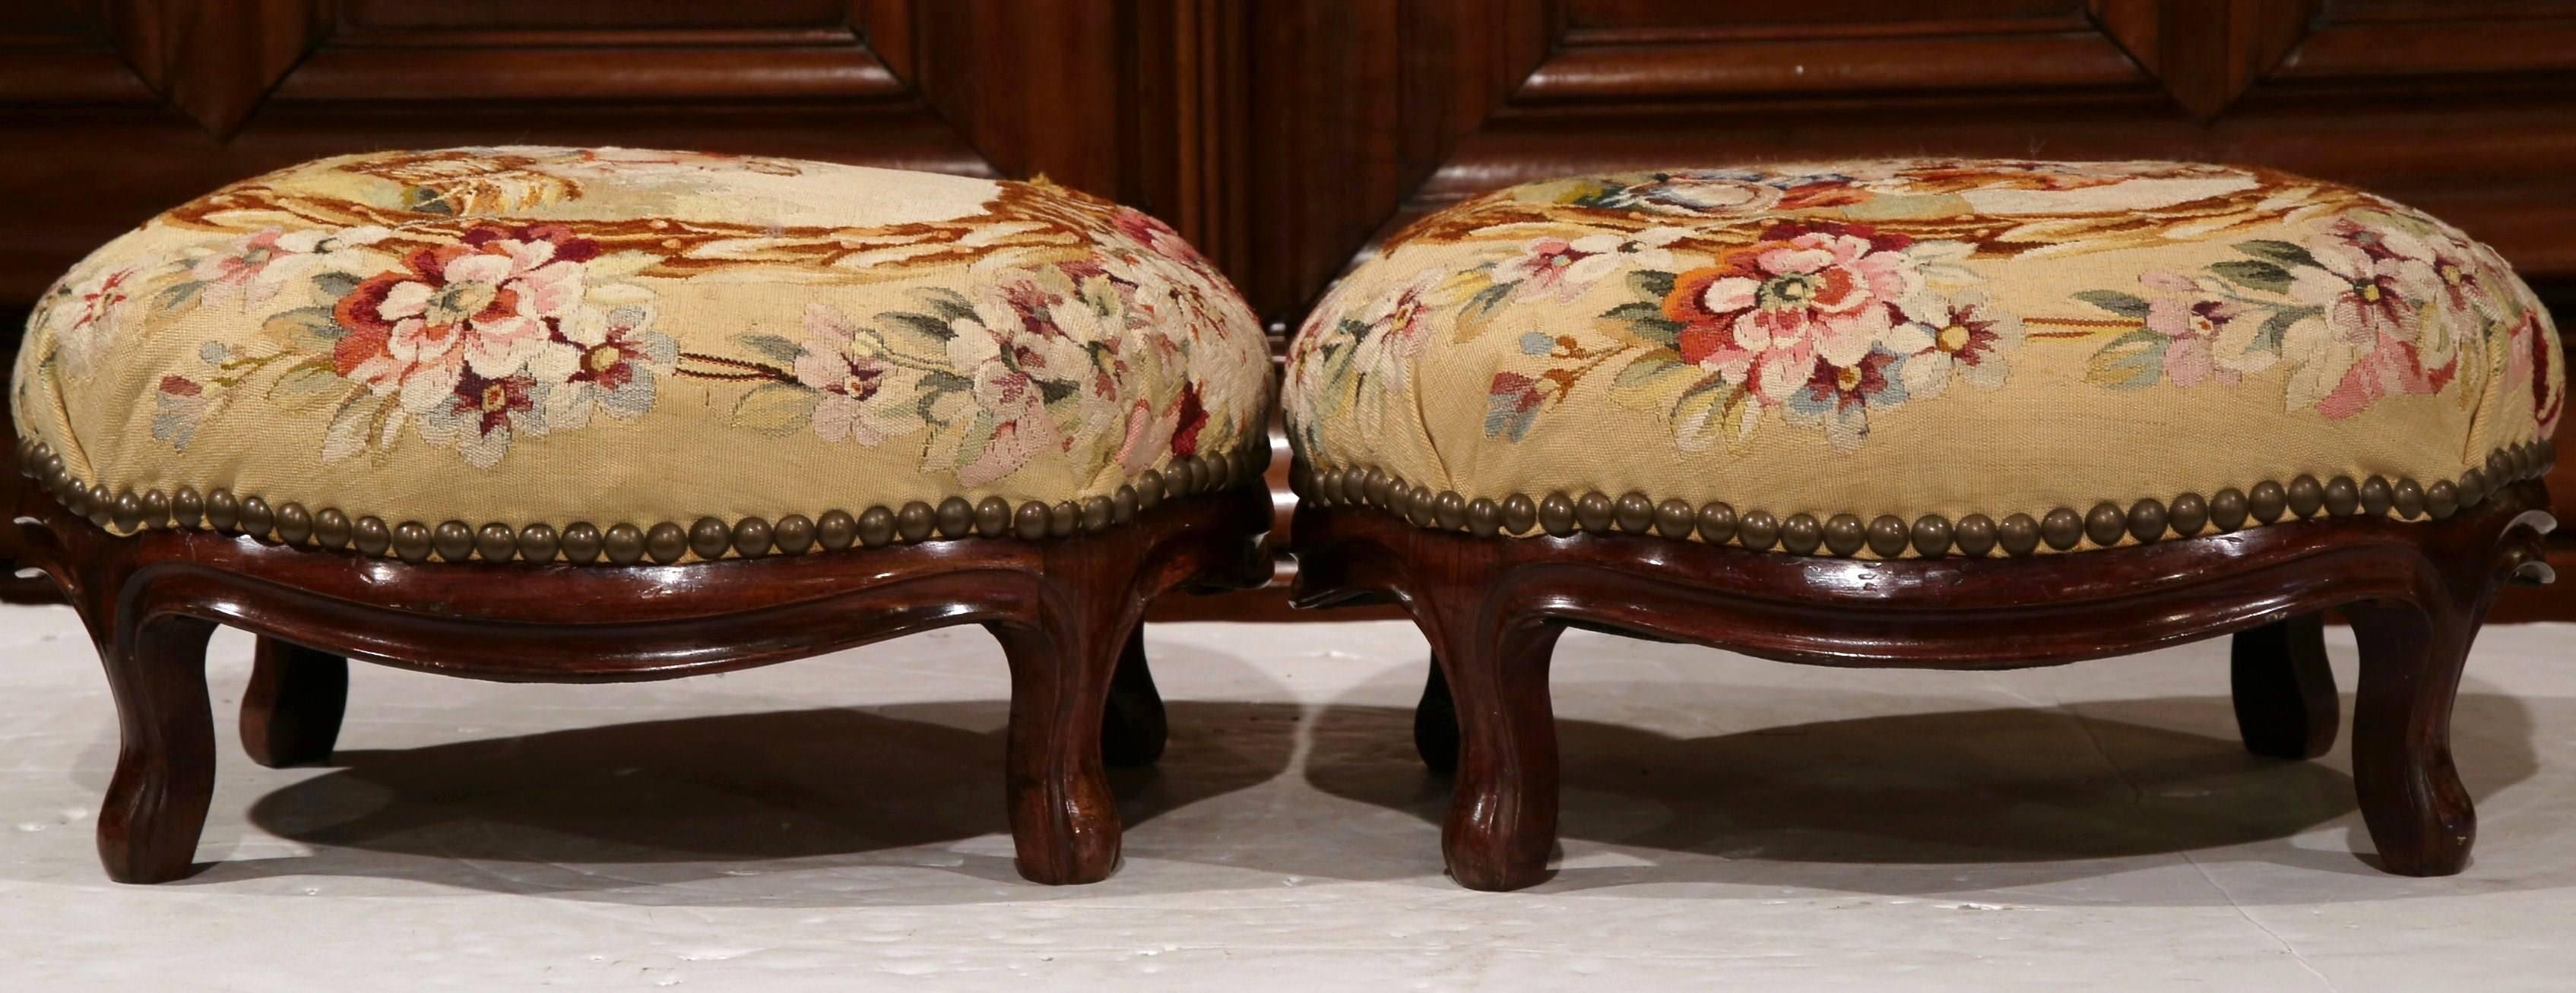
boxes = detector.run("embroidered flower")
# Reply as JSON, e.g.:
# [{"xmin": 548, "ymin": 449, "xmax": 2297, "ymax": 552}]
[
  {"xmin": 42, "ymin": 264, "xmax": 144, "ymax": 376},
  {"xmin": 1783, "ymin": 347, "xmax": 1910, "ymax": 449},
  {"xmin": 1495, "ymin": 228, "xmax": 1687, "ymax": 301},
  {"xmin": 2286, "ymin": 231, "xmax": 2450, "ymax": 419},
  {"xmin": 793, "ymin": 304, "xmax": 925, "ymax": 447},
  {"xmin": 2139, "ymin": 272, "xmax": 2261, "ymax": 387},
  {"xmin": 1666, "ymin": 223, "xmax": 1925, "ymax": 406},
  {"xmin": 185, "ymin": 226, "xmax": 391, "ymax": 308},
  {"xmin": 1486, "ymin": 372, "xmax": 1548, "ymax": 441},
  {"xmin": 1893, "ymin": 290, "xmax": 2022, "ymax": 398},
  {"xmin": 333, "ymin": 224, "xmax": 601, "ymax": 416}
]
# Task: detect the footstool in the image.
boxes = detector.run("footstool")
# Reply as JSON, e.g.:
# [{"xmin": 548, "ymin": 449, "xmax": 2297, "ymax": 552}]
[
  {"xmin": 1284, "ymin": 159, "xmax": 2562, "ymax": 890},
  {"xmin": 8, "ymin": 146, "xmax": 1275, "ymax": 884}
]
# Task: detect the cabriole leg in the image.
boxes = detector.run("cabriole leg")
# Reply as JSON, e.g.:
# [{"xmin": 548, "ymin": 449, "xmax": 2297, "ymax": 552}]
[
  {"xmin": 241, "ymin": 637, "xmax": 348, "ymax": 768},
  {"xmin": 2231, "ymin": 613, "xmax": 2339, "ymax": 759}
]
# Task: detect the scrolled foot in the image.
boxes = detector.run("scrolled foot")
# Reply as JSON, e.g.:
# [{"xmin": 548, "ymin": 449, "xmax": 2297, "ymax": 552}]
[
  {"xmin": 2347, "ymin": 601, "xmax": 2479, "ymax": 876},
  {"xmin": 93, "ymin": 615, "xmax": 219, "ymax": 884}
]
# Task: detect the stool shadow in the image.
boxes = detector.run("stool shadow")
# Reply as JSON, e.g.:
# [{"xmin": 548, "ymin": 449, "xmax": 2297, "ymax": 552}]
[{"xmin": 1301, "ymin": 669, "xmax": 2546, "ymax": 902}]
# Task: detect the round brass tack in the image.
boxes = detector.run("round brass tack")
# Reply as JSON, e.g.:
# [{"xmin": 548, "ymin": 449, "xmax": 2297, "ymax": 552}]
[
  {"xmin": 475, "ymin": 522, "xmax": 518, "ymax": 562},
  {"xmin": 689, "ymin": 517, "xmax": 733, "ymax": 559},
  {"xmin": 1139, "ymin": 469, "xmax": 1168, "ymax": 510},
  {"xmin": 2359, "ymin": 476, "xmax": 2394, "ymax": 517},
  {"xmin": 1179, "ymin": 454, "xmax": 1208, "ymax": 495},
  {"xmin": 975, "ymin": 496, "xmax": 1016, "ymax": 536},
  {"xmin": 1738, "ymin": 511, "xmax": 1780, "ymax": 552},
  {"xmin": 1339, "ymin": 467, "xmax": 1367, "ymax": 507},
  {"xmin": 2489, "ymin": 449, "xmax": 2511, "ymax": 484},
  {"xmin": 2210, "ymin": 488, "xmax": 2249, "ymax": 532},
  {"xmin": 1081, "ymin": 496, "xmax": 1114, "ymax": 533},
  {"xmin": 1501, "ymin": 494, "xmax": 1539, "ymax": 535},
  {"xmin": 1911, "ymin": 514, "xmax": 1953, "ymax": 558},
  {"xmin": 602, "ymin": 523, "xmax": 646, "ymax": 564},
  {"xmin": 1954, "ymin": 514, "xmax": 1998, "ymax": 558},
  {"xmin": 239, "ymin": 497, "xmax": 275, "ymax": 539},
  {"xmin": 1049, "ymin": 500, "xmax": 1079, "ymax": 538},
  {"xmin": 858, "ymin": 506, "xmax": 897, "ymax": 549},
  {"xmin": 2040, "ymin": 507, "xmax": 2083, "ymax": 551},
  {"xmin": 1435, "ymin": 491, "xmax": 1469, "ymax": 531},
  {"xmin": 1390, "ymin": 482, "xmax": 1418, "ymax": 523},
  {"xmin": 1310, "ymin": 467, "xmax": 1338, "ymax": 504},
  {"xmin": 2460, "ymin": 468, "xmax": 2489, "ymax": 508},
  {"xmin": 936, "ymin": 496, "xmax": 975, "ymax": 539},
  {"xmin": 772, "ymin": 515, "xmax": 816, "ymax": 555},
  {"xmin": 1614, "ymin": 492, "xmax": 1656, "ymax": 533},
  {"xmin": 355, "ymin": 516, "xmax": 392, "ymax": 557},
  {"xmin": 173, "ymin": 487, "xmax": 204, "ymax": 528},
  {"xmin": 2426, "ymin": 479, "xmax": 2460, "ymax": 519},
  {"xmin": 2248, "ymin": 480, "xmax": 2287, "ymax": 523},
  {"xmin": 518, "ymin": 523, "xmax": 559, "ymax": 563},
  {"xmin": 1538, "ymin": 492, "xmax": 1577, "ymax": 537},
  {"xmin": 429, "ymin": 520, "xmax": 474, "ymax": 561},
  {"xmin": 110, "ymin": 490, "xmax": 141, "ymax": 533},
  {"xmin": 275, "ymin": 502, "xmax": 313, "ymax": 545},
  {"xmin": 207, "ymin": 489, "xmax": 239, "ymax": 532},
  {"xmin": 2169, "ymin": 492, "xmax": 2207, "ymax": 537},
  {"xmin": 2286, "ymin": 474, "xmax": 2324, "ymax": 518},
  {"xmin": 1998, "ymin": 513, "xmax": 2042, "ymax": 557},
  {"xmin": 1574, "ymin": 492, "xmax": 1615, "ymax": 532},
  {"xmin": 2084, "ymin": 502, "xmax": 2126, "ymax": 546},
  {"xmin": 2127, "ymin": 498, "xmax": 2166, "ymax": 543},
  {"xmin": 2392, "ymin": 478, "xmax": 2425, "ymax": 520},
  {"xmin": 1866, "ymin": 514, "xmax": 1909, "ymax": 558},
  {"xmin": 561, "ymin": 523, "xmax": 604, "ymax": 564},
  {"xmin": 816, "ymin": 510, "xmax": 858, "ymax": 550},
  {"xmin": 88, "ymin": 484, "xmax": 113, "ymax": 527},
  {"xmin": 392, "ymin": 521, "xmax": 434, "ymax": 563},
  {"xmin": 733, "ymin": 517, "xmax": 773, "ymax": 558},
  {"xmin": 1781, "ymin": 514, "xmax": 1823, "ymax": 555},
  {"xmin": 2322, "ymin": 476, "xmax": 2360, "ymax": 516},
  {"xmin": 314, "ymin": 508, "xmax": 350, "ymax": 549},
  {"xmin": 1469, "ymin": 498, "xmax": 1503, "ymax": 537},
  {"xmin": 897, "ymin": 501, "xmax": 936, "ymax": 542},
  {"xmin": 141, "ymin": 489, "xmax": 170, "ymax": 530},
  {"xmin": 1111, "ymin": 488, "xmax": 1138, "ymax": 525},
  {"xmin": 1823, "ymin": 514, "xmax": 1865, "ymax": 557},
  {"xmin": 1697, "ymin": 501, "xmax": 1740, "ymax": 545},
  {"xmin": 1015, "ymin": 501, "xmax": 1050, "ymax": 540},
  {"xmin": 645, "ymin": 522, "xmax": 689, "ymax": 564},
  {"xmin": 1654, "ymin": 498, "xmax": 1694, "ymax": 539},
  {"xmin": 1408, "ymin": 485, "xmax": 1438, "ymax": 528}
]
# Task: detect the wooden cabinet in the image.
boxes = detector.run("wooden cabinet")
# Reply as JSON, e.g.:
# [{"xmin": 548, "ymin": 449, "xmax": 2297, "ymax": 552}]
[{"xmin": 5, "ymin": 0, "xmax": 2574, "ymax": 616}]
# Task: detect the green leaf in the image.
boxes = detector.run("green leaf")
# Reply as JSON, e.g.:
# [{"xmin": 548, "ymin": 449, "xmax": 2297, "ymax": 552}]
[
  {"xmin": 2210, "ymin": 260, "xmax": 2294, "ymax": 295},
  {"xmin": 262, "ymin": 305, "xmax": 344, "ymax": 347},
  {"xmin": 1613, "ymin": 352, "xmax": 1689, "ymax": 391},
  {"xmin": 2071, "ymin": 289, "xmax": 2153, "ymax": 318},
  {"xmin": 913, "ymin": 287, "xmax": 977, "ymax": 321},
  {"xmin": 877, "ymin": 311, "xmax": 957, "ymax": 358},
  {"xmin": 730, "ymin": 383, "xmax": 818, "ymax": 435},
  {"xmin": 267, "ymin": 358, "xmax": 353, "ymax": 408},
  {"xmin": 154, "ymin": 280, "xmax": 204, "ymax": 315},
  {"xmin": 1628, "ymin": 269, "xmax": 1677, "ymax": 301},
  {"xmin": 2234, "ymin": 239, "xmax": 2318, "ymax": 270},
  {"xmin": 735, "ymin": 334, "xmax": 803, "ymax": 364},
  {"xmin": 2085, "ymin": 330, "xmax": 2169, "ymax": 389},
  {"xmin": 311, "ymin": 271, "xmax": 361, "ymax": 299},
  {"xmin": 1670, "ymin": 378, "xmax": 1751, "ymax": 454},
  {"xmin": 1601, "ymin": 301, "xmax": 1684, "ymax": 347}
]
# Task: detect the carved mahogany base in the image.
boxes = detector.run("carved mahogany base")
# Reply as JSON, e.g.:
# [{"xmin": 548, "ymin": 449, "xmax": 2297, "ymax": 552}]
[
  {"xmin": 1292, "ymin": 483, "xmax": 2556, "ymax": 891},
  {"xmin": 13, "ymin": 484, "xmax": 1272, "ymax": 886}
]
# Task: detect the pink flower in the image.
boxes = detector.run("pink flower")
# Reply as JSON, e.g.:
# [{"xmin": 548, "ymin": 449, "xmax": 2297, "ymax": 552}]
[
  {"xmin": 1666, "ymin": 223, "xmax": 1924, "ymax": 403},
  {"xmin": 189, "ymin": 226, "xmax": 389, "ymax": 308},
  {"xmin": 2140, "ymin": 272, "xmax": 2252, "ymax": 387},
  {"xmin": 332, "ymin": 225, "xmax": 600, "ymax": 414},
  {"xmin": 1495, "ymin": 229, "xmax": 1685, "ymax": 301}
]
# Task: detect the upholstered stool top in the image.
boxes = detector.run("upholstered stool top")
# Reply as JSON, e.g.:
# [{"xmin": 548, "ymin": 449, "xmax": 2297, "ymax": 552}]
[
  {"xmin": 1285, "ymin": 159, "xmax": 2562, "ymax": 556},
  {"xmin": 13, "ymin": 147, "xmax": 1271, "ymax": 562}
]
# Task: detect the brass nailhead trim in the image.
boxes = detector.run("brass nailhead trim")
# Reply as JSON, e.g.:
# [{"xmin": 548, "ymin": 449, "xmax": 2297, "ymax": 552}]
[
  {"xmin": 1291, "ymin": 438, "xmax": 2554, "ymax": 559},
  {"xmin": 14, "ymin": 437, "xmax": 1271, "ymax": 565}
]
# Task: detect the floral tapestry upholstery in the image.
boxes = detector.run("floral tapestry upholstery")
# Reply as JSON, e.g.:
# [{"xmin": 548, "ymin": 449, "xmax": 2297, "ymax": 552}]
[
  {"xmin": 13, "ymin": 147, "xmax": 1271, "ymax": 552},
  {"xmin": 1285, "ymin": 159, "xmax": 2562, "ymax": 554}
]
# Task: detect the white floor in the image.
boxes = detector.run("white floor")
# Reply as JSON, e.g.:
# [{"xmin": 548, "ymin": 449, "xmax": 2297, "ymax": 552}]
[{"xmin": 2, "ymin": 607, "xmax": 2574, "ymax": 990}]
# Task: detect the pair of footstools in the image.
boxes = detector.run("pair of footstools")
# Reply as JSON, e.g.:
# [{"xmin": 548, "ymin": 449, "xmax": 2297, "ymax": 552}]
[{"xmin": 8, "ymin": 148, "xmax": 2560, "ymax": 890}]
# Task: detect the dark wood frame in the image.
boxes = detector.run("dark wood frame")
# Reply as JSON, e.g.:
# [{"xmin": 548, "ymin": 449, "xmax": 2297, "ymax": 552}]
[
  {"xmin": 1290, "ymin": 480, "xmax": 2558, "ymax": 891},
  {"xmin": 8, "ymin": 476, "xmax": 1273, "ymax": 886}
]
